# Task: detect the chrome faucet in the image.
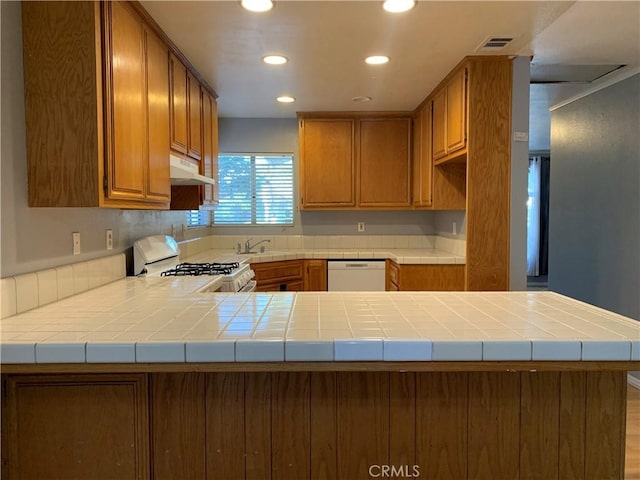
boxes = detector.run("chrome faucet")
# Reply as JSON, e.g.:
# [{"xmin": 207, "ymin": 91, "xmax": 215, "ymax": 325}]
[{"xmin": 243, "ymin": 238, "xmax": 270, "ymax": 253}]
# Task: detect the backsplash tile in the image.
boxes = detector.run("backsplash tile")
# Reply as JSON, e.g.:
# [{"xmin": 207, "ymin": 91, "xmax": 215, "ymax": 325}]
[
  {"xmin": 1, "ymin": 254, "xmax": 126, "ymax": 319},
  {"xmin": 36, "ymin": 269, "xmax": 58, "ymax": 306},
  {"xmin": 15, "ymin": 273, "xmax": 38, "ymax": 314},
  {"xmin": 1, "ymin": 278, "xmax": 17, "ymax": 318},
  {"xmin": 72, "ymin": 262, "xmax": 89, "ymax": 294},
  {"xmin": 56, "ymin": 265, "xmax": 75, "ymax": 300},
  {"xmin": 204, "ymin": 234, "xmax": 461, "ymax": 253}
]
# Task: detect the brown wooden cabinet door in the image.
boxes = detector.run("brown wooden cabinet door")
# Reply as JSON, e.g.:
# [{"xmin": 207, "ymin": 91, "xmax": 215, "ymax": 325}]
[
  {"xmin": 202, "ymin": 93, "xmax": 219, "ymax": 208},
  {"xmin": 300, "ymin": 119, "xmax": 355, "ymax": 208},
  {"xmin": 144, "ymin": 27, "xmax": 170, "ymax": 203},
  {"xmin": 169, "ymin": 54, "xmax": 188, "ymax": 154},
  {"xmin": 304, "ymin": 259, "xmax": 327, "ymax": 291},
  {"xmin": 104, "ymin": 1, "xmax": 146, "ymax": 201},
  {"xmin": 187, "ymin": 73, "xmax": 202, "ymax": 160},
  {"xmin": 432, "ymin": 89, "xmax": 447, "ymax": 161},
  {"xmin": 446, "ymin": 68, "xmax": 467, "ymax": 154},
  {"xmin": 3, "ymin": 374, "xmax": 149, "ymax": 479},
  {"xmin": 358, "ymin": 118, "xmax": 411, "ymax": 207},
  {"xmin": 412, "ymin": 105, "xmax": 432, "ymax": 207}
]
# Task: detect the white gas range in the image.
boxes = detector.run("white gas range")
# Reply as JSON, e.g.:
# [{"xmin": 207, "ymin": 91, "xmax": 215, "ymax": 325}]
[{"xmin": 133, "ymin": 235, "xmax": 256, "ymax": 293}]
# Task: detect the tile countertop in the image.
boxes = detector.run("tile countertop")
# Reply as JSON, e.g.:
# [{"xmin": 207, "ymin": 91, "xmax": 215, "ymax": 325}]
[
  {"xmin": 184, "ymin": 248, "xmax": 466, "ymax": 265},
  {"xmin": 1, "ymin": 275, "xmax": 638, "ymax": 364}
]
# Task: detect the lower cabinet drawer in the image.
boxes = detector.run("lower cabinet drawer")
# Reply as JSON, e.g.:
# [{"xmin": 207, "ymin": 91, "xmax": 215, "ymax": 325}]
[{"xmin": 251, "ymin": 260, "xmax": 304, "ymax": 283}]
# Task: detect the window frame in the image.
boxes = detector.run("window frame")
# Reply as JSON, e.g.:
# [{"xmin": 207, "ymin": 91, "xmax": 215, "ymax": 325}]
[{"xmin": 213, "ymin": 152, "xmax": 295, "ymax": 227}]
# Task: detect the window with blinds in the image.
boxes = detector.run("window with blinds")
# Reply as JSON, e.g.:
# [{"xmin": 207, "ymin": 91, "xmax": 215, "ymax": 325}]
[
  {"xmin": 214, "ymin": 154, "xmax": 294, "ymax": 225},
  {"xmin": 186, "ymin": 209, "xmax": 211, "ymax": 227}
]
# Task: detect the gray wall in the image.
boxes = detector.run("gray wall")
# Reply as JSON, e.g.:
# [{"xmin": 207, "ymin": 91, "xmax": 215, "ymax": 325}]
[
  {"xmin": 549, "ymin": 74, "xmax": 640, "ymax": 321},
  {"xmin": 216, "ymin": 117, "xmax": 440, "ymax": 237},
  {"xmin": 0, "ymin": 2, "xmax": 207, "ymax": 277}
]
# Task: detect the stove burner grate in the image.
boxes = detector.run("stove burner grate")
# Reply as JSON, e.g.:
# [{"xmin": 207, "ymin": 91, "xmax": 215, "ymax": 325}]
[{"xmin": 160, "ymin": 262, "xmax": 240, "ymax": 277}]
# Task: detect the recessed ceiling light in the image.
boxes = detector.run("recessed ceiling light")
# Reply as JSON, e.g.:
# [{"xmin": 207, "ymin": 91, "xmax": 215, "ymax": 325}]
[
  {"xmin": 263, "ymin": 55, "xmax": 288, "ymax": 65},
  {"xmin": 276, "ymin": 96, "xmax": 295, "ymax": 103},
  {"xmin": 383, "ymin": 0, "xmax": 415, "ymax": 13},
  {"xmin": 240, "ymin": 0, "xmax": 273, "ymax": 13},
  {"xmin": 365, "ymin": 55, "xmax": 390, "ymax": 65},
  {"xmin": 352, "ymin": 96, "xmax": 372, "ymax": 103}
]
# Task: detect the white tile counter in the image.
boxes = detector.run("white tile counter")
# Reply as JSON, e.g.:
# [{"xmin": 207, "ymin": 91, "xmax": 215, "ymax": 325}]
[{"xmin": 1, "ymin": 276, "xmax": 638, "ymax": 364}]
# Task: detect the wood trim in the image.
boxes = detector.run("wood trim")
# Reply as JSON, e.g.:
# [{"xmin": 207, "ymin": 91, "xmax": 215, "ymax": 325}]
[{"xmin": 3, "ymin": 361, "xmax": 638, "ymax": 375}]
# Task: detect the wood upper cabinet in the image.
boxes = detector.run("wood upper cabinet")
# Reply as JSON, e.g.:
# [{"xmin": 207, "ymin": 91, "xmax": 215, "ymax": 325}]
[
  {"xmin": 170, "ymin": 58, "xmax": 203, "ymax": 162},
  {"xmin": 299, "ymin": 115, "xmax": 411, "ymax": 209},
  {"xmin": 299, "ymin": 118, "xmax": 355, "ymax": 208},
  {"xmin": 412, "ymin": 104, "xmax": 432, "ymax": 208},
  {"xmin": 104, "ymin": 0, "xmax": 146, "ymax": 202},
  {"xmin": 144, "ymin": 26, "xmax": 171, "ymax": 203},
  {"xmin": 432, "ymin": 89, "xmax": 447, "ymax": 161},
  {"xmin": 22, "ymin": 1, "xmax": 170, "ymax": 209},
  {"xmin": 358, "ymin": 118, "xmax": 411, "ymax": 208},
  {"xmin": 187, "ymin": 73, "xmax": 202, "ymax": 160},
  {"xmin": 169, "ymin": 54, "xmax": 188, "ymax": 154},
  {"xmin": 446, "ymin": 68, "xmax": 467, "ymax": 154},
  {"xmin": 432, "ymin": 67, "xmax": 468, "ymax": 164},
  {"xmin": 201, "ymin": 92, "xmax": 219, "ymax": 208},
  {"xmin": 170, "ymin": 91, "xmax": 219, "ymax": 211}
]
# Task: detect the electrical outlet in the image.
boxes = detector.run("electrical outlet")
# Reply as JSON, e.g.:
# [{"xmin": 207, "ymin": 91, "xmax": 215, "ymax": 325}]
[
  {"xmin": 453, "ymin": 222, "xmax": 457, "ymax": 236},
  {"xmin": 171, "ymin": 224, "xmax": 176, "ymax": 237},
  {"xmin": 106, "ymin": 229, "xmax": 113, "ymax": 250},
  {"xmin": 357, "ymin": 222, "xmax": 365, "ymax": 233},
  {"xmin": 72, "ymin": 232, "xmax": 81, "ymax": 255}
]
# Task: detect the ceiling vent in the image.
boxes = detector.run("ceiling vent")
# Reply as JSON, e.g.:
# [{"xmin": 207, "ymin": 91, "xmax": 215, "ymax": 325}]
[{"xmin": 476, "ymin": 36, "xmax": 514, "ymax": 52}]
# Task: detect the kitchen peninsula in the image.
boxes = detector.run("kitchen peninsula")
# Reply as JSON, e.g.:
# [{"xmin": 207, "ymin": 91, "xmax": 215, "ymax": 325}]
[{"xmin": 2, "ymin": 268, "xmax": 638, "ymax": 479}]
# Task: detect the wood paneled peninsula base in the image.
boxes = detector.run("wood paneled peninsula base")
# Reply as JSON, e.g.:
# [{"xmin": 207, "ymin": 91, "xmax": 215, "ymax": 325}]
[{"xmin": 2, "ymin": 361, "xmax": 637, "ymax": 480}]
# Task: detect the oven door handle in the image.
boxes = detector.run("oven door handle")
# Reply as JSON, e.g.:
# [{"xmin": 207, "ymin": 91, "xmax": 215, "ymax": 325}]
[{"xmin": 239, "ymin": 280, "xmax": 257, "ymax": 293}]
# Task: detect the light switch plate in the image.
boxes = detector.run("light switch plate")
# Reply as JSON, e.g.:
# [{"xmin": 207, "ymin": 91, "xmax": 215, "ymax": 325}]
[
  {"xmin": 106, "ymin": 229, "xmax": 113, "ymax": 250},
  {"xmin": 72, "ymin": 232, "xmax": 81, "ymax": 255},
  {"xmin": 357, "ymin": 222, "xmax": 365, "ymax": 232}
]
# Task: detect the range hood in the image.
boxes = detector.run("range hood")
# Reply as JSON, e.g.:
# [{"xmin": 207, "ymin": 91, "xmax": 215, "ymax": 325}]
[{"xmin": 170, "ymin": 155, "xmax": 215, "ymax": 186}]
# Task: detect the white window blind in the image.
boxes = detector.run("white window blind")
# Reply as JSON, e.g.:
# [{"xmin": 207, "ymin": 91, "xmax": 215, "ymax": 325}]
[
  {"xmin": 187, "ymin": 209, "xmax": 211, "ymax": 227},
  {"xmin": 214, "ymin": 154, "xmax": 294, "ymax": 225}
]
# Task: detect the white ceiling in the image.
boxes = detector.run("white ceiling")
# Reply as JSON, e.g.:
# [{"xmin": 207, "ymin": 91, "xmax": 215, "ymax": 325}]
[{"xmin": 142, "ymin": 0, "xmax": 640, "ymax": 147}]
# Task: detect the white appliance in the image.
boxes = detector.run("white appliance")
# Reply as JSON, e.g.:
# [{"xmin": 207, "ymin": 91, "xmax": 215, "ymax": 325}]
[
  {"xmin": 169, "ymin": 155, "xmax": 216, "ymax": 186},
  {"xmin": 133, "ymin": 235, "xmax": 256, "ymax": 292},
  {"xmin": 327, "ymin": 260, "xmax": 386, "ymax": 291}
]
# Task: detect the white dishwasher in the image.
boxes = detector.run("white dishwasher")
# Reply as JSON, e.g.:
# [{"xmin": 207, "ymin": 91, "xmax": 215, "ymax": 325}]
[{"xmin": 327, "ymin": 260, "xmax": 386, "ymax": 291}]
